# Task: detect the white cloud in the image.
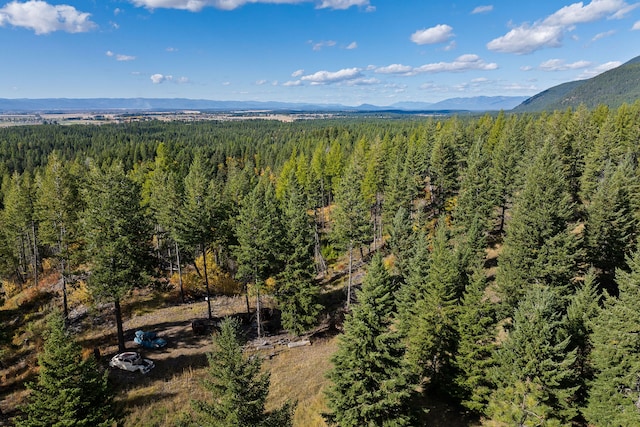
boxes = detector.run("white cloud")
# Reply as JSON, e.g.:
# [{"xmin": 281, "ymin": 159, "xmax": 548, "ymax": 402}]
[
  {"xmin": 346, "ymin": 41, "xmax": 358, "ymax": 49},
  {"xmin": 291, "ymin": 69, "xmax": 304, "ymax": 77},
  {"xmin": 545, "ymin": 0, "xmax": 631, "ymax": 26},
  {"xmin": 410, "ymin": 24, "xmax": 454, "ymax": 45},
  {"xmin": 487, "ymin": 0, "xmax": 633, "ymax": 54},
  {"xmin": 487, "ymin": 23, "xmax": 564, "ymax": 54},
  {"xmin": 374, "ymin": 54, "xmax": 497, "ymax": 76},
  {"xmin": 255, "ymin": 79, "xmax": 268, "ymax": 85},
  {"xmin": 414, "ymin": 54, "xmax": 498, "ymax": 73},
  {"xmin": 166, "ymin": 47, "xmax": 179, "ymax": 52},
  {"xmin": 300, "ymin": 68, "xmax": 363, "ymax": 85},
  {"xmin": 107, "ymin": 51, "xmax": 136, "ymax": 61},
  {"xmin": 443, "ymin": 41, "xmax": 457, "ymax": 51},
  {"xmin": 632, "ymin": 20, "xmax": 640, "ymax": 29},
  {"xmin": 592, "ymin": 29, "xmax": 616, "ymax": 41},
  {"xmin": 520, "ymin": 65, "xmax": 533, "ymax": 71},
  {"xmin": 0, "ymin": 0, "xmax": 96, "ymax": 34},
  {"xmin": 151, "ymin": 74, "xmax": 169, "ymax": 84},
  {"xmin": 501, "ymin": 82, "xmax": 538, "ymax": 91},
  {"xmin": 419, "ymin": 82, "xmax": 448, "ymax": 92},
  {"xmin": 150, "ymin": 73, "xmax": 189, "ymax": 84},
  {"xmin": 129, "ymin": 0, "xmax": 371, "ymax": 12},
  {"xmin": 375, "ymin": 64, "xmax": 414, "ymax": 75},
  {"xmin": 311, "ymin": 40, "xmax": 336, "ymax": 51},
  {"xmin": 283, "ymin": 80, "xmax": 302, "ymax": 86},
  {"xmin": 577, "ymin": 60, "xmax": 622, "ymax": 78},
  {"xmin": 538, "ymin": 58, "xmax": 591, "ymax": 71},
  {"xmin": 472, "ymin": 5, "xmax": 493, "ymax": 14},
  {"xmin": 316, "ymin": 0, "xmax": 371, "ymax": 10}
]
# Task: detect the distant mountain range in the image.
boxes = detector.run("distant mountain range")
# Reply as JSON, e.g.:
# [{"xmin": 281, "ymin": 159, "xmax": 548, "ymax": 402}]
[
  {"xmin": 514, "ymin": 55, "xmax": 640, "ymax": 112},
  {"xmin": 0, "ymin": 95, "xmax": 528, "ymax": 114},
  {"xmin": 4, "ymin": 55, "xmax": 640, "ymax": 115}
]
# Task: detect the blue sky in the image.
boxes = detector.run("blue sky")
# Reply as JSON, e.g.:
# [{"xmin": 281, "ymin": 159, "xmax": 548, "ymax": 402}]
[{"xmin": 1, "ymin": 0, "xmax": 639, "ymax": 105}]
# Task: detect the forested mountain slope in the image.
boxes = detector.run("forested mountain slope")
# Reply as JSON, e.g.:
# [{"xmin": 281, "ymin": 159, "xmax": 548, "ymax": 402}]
[
  {"xmin": 2, "ymin": 105, "xmax": 640, "ymax": 426},
  {"xmin": 514, "ymin": 55, "xmax": 640, "ymax": 112}
]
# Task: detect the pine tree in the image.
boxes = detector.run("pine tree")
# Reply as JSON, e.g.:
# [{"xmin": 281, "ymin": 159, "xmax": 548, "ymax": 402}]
[
  {"xmin": 325, "ymin": 255, "xmax": 415, "ymax": 427},
  {"xmin": 234, "ymin": 173, "xmax": 284, "ymax": 335},
  {"xmin": 17, "ymin": 311, "xmax": 114, "ymax": 427},
  {"xmin": 489, "ymin": 115, "xmax": 526, "ymax": 233},
  {"xmin": 495, "ymin": 141, "xmax": 578, "ymax": 312},
  {"xmin": 192, "ymin": 317, "xmax": 294, "ymax": 427},
  {"xmin": 331, "ymin": 155, "xmax": 372, "ymax": 306},
  {"xmin": 564, "ymin": 270, "xmax": 600, "ymax": 412},
  {"xmin": 429, "ymin": 121, "xmax": 459, "ymax": 213},
  {"xmin": 387, "ymin": 206, "xmax": 416, "ymax": 278},
  {"xmin": 3, "ymin": 171, "xmax": 38, "ymax": 286},
  {"xmin": 454, "ymin": 265, "xmax": 497, "ymax": 414},
  {"xmin": 35, "ymin": 152, "xmax": 80, "ymax": 319},
  {"xmin": 399, "ymin": 222, "xmax": 460, "ymax": 390},
  {"xmin": 584, "ymin": 156, "xmax": 637, "ymax": 289},
  {"xmin": 278, "ymin": 178, "xmax": 322, "ymax": 335},
  {"xmin": 584, "ymin": 248, "xmax": 640, "ymax": 426},
  {"xmin": 487, "ymin": 287, "xmax": 577, "ymax": 426},
  {"xmin": 82, "ymin": 163, "xmax": 153, "ymax": 352}
]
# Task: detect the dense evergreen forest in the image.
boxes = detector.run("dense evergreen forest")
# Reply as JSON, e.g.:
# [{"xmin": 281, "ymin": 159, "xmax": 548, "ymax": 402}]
[{"xmin": 2, "ymin": 101, "xmax": 640, "ymax": 426}]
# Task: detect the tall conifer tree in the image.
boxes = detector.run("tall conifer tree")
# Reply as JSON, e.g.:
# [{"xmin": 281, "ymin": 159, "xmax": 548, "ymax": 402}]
[
  {"xmin": 82, "ymin": 163, "xmax": 153, "ymax": 352},
  {"xmin": 496, "ymin": 141, "xmax": 578, "ymax": 311},
  {"xmin": 278, "ymin": 177, "xmax": 322, "ymax": 335},
  {"xmin": 585, "ymin": 248, "xmax": 640, "ymax": 426},
  {"xmin": 488, "ymin": 287, "xmax": 577, "ymax": 426},
  {"xmin": 192, "ymin": 317, "xmax": 294, "ymax": 427},
  {"xmin": 325, "ymin": 255, "xmax": 415, "ymax": 427},
  {"xmin": 17, "ymin": 311, "xmax": 114, "ymax": 427}
]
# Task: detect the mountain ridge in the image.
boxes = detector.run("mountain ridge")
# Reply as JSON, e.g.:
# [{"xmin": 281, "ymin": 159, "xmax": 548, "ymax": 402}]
[
  {"xmin": 0, "ymin": 96, "xmax": 527, "ymax": 114},
  {"xmin": 513, "ymin": 55, "xmax": 640, "ymax": 112}
]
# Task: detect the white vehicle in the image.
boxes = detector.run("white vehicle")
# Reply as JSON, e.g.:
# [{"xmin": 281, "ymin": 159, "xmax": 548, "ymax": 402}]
[{"xmin": 109, "ymin": 352, "xmax": 155, "ymax": 374}]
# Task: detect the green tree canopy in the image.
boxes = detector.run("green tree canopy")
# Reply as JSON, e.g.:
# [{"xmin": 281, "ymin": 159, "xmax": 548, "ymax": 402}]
[
  {"xmin": 17, "ymin": 311, "xmax": 114, "ymax": 427},
  {"xmin": 82, "ymin": 162, "xmax": 153, "ymax": 351},
  {"xmin": 191, "ymin": 317, "xmax": 294, "ymax": 427}
]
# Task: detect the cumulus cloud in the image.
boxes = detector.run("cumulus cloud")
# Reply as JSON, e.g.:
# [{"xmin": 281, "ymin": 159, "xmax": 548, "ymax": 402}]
[
  {"xmin": 415, "ymin": 54, "xmax": 498, "ymax": 73},
  {"xmin": 487, "ymin": 0, "xmax": 633, "ymax": 54},
  {"xmin": 106, "ymin": 51, "xmax": 136, "ymax": 61},
  {"xmin": 538, "ymin": 58, "xmax": 591, "ymax": 71},
  {"xmin": 283, "ymin": 80, "xmax": 302, "ymax": 86},
  {"xmin": 632, "ymin": 20, "xmax": 640, "ymax": 29},
  {"xmin": 129, "ymin": 0, "xmax": 371, "ymax": 12},
  {"xmin": 300, "ymin": 67, "xmax": 363, "ymax": 84},
  {"xmin": 0, "ymin": 0, "xmax": 96, "ymax": 34},
  {"xmin": 472, "ymin": 5, "xmax": 493, "ymax": 14},
  {"xmin": 487, "ymin": 23, "xmax": 564, "ymax": 54},
  {"xmin": 291, "ymin": 69, "xmax": 305, "ymax": 77},
  {"xmin": 374, "ymin": 54, "xmax": 497, "ymax": 76},
  {"xmin": 150, "ymin": 73, "xmax": 189, "ymax": 84},
  {"xmin": 410, "ymin": 24, "xmax": 454, "ymax": 45},
  {"xmin": 346, "ymin": 41, "xmax": 358, "ymax": 49},
  {"xmin": 577, "ymin": 60, "xmax": 622, "ymax": 78},
  {"xmin": 375, "ymin": 64, "xmax": 414, "ymax": 75}
]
